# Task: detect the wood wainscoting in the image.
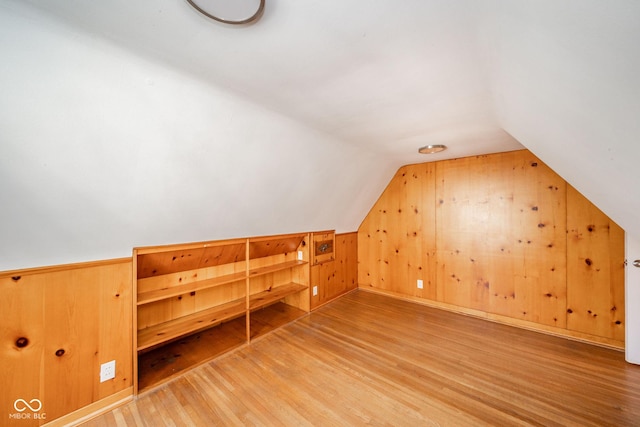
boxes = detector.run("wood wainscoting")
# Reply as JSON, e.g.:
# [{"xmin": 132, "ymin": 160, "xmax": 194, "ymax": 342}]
[
  {"xmin": 0, "ymin": 258, "xmax": 133, "ymax": 427},
  {"xmin": 83, "ymin": 290, "xmax": 640, "ymax": 426},
  {"xmin": 310, "ymin": 232, "xmax": 358, "ymax": 310}
]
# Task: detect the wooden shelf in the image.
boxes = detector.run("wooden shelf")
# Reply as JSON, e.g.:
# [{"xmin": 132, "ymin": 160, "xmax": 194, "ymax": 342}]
[
  {"xmin": 249, "ymin": 282, "xmax": 307, "ymax": 311},
  {"xmin": 248, "ymin": 260, "xmax": 307, "ymax": 278},
  {"xmin": 250, "ymin": 302, "xmax": 307, "ymax": 340},
  {"xmin": 137, "ymin": 271, "xmax": 246, "ymax": 306},
  {"xmin": 138, "ymin": 316, "xmax": 246, "ymax": 392},
  {"xmin": 137, "ymin": 298, "xmax": 246, "ymax": 351}
]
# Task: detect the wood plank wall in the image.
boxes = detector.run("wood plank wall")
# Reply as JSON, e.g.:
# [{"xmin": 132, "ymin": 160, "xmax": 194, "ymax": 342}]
[
  {"xmin": 0, "ymin": 259, "xmax": 133, "ymax": 426},
  {"xmin": 567, "ymin": 186, "xmax": 625, "ymax": 341},
  {"xmin": 310, "ymin": 232, "xmax": 358, "ymax": 310},
  {"xmin": 358, "ymin": 150, "xmax": 625, "ymax": 348}
]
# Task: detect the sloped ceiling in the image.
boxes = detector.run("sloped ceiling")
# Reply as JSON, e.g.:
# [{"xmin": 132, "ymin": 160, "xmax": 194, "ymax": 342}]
[
  {"xmin": 0, "ymin": 0, "xmax": 638, "ymax": 270},
  {"xmin": 8, "ymin": 0, "xmax": 521, "ymax": 158}
]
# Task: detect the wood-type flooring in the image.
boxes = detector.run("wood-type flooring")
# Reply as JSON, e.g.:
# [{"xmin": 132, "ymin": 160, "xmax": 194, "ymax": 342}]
[{"xmin": 83, "ymin": 290, "xmax": 640, "ymax": 426}]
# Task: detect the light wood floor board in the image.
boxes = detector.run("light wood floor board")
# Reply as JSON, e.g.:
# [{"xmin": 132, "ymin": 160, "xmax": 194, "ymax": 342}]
[{"xmin": 83, "ymin": 290, "xmax": 640, "ymax": 426}]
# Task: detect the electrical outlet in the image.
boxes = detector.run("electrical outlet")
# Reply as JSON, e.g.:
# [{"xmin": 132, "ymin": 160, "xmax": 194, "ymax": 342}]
[
  {"xmin": 313, "ymin": 285, "xmax": 318, "ymax": 296},
  {"xmin": 417, "ymin": 279, "xmax": 424, "ymax": 289},
  {"xmin": 298, "ymin": 251, "xmax": 303, "ymax": 260},
  {"xmin": 100, "ymin": 360, "xmax": 116, "ymax": 382}
]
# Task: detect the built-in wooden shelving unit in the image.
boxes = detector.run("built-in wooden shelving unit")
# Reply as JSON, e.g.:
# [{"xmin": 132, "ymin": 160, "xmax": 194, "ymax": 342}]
[{"xmin": 133, "ymin": 232, "xmax": 310, "ymax": 393}]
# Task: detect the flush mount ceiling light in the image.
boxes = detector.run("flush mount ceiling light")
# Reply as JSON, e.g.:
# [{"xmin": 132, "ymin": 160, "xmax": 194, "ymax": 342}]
[
  {"xmin": 418, "ymin": 144, "xmax": 447, "ymax": 154},
  {"xmin": 186, "ymin": 0, "xmax": 265, "ymax": 24}
]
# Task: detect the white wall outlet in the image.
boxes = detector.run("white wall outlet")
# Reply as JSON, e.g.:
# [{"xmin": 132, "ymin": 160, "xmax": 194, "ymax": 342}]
[
  {"xmin": 100, "ymin": 360, "xmax": 116, "ymax": 382},
  {"xmin": 313, "ymin": 285, "xmax": 318, "ymax": 296},
  {"xmin": 298, "ymin": 250, "xmax": 303, "ymax": 260},
  {"xmin": 417, "ymin": 279, "xmax": 424, "ymax": 289}
]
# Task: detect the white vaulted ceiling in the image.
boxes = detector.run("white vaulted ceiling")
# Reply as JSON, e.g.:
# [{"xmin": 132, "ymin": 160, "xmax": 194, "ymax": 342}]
[
  {"xmin": 9, "ymin": 0, "xmax": 521, "ymax": 158},
  {"xmin": 0, "ymin": 0, "xmax": 639, "ymax": 269}
]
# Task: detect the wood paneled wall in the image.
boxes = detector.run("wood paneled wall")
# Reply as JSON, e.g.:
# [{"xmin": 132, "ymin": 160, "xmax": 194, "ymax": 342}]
[
  {"xmin": 567, "ymin": 186, "xmax": 625, "ymax": 341},
  {"xmin": 310, "ymin": 232, "xmax": 358, "ymax": 310},
  {"xmin": 358, "ymin": 150, "xmax": 625, "ymax": 348},
  {"xmin": 0, "ymin": 259, "xmax": 133, "ymax": 426}
]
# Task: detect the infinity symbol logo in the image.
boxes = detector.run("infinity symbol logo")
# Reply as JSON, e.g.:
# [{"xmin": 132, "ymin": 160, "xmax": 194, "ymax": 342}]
[{"xmin": 14, "ymin": 398, "xmax": 43, "ymax": 412}]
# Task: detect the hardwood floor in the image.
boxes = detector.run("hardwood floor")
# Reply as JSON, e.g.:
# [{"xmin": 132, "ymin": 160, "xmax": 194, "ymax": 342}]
[{"xmin": 84, "ymin": 290, "xmax": 640, "ymax": 426}]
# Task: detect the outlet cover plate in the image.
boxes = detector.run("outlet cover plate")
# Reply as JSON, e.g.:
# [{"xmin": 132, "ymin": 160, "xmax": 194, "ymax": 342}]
[{"xmin": 100, "ymin": 360, "xmax": 116, "ymax": 382}]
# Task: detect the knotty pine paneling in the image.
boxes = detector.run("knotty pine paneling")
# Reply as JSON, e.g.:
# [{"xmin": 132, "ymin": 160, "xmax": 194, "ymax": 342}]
[
  {"xmin": 0, "ymin": 259, "xmax": 132, "ymax": 426},
  {"xmin": 358, "ymin": 163, "xmax": 437, "ymax": 300},
  {"xmin": 136, "ymin": 241, "xmax": 246, "ymax": 279},
  {"xmin": 567, "ymin": 185, "xmax": 625, "ymax": 341},
  {"xmin": 436, "ymin": 151, "xmax": 567, "ymax": 327},
  {"xmin": 310, "ymin": 232, "xmax": 358, "ymax": 310},
  {"xmin": 357, "ymin": 149, "xmax": 625, "ymax": 347},
  {"xmin": 0, "ymin": 275, "xmax": 46, "ymax": 425}
]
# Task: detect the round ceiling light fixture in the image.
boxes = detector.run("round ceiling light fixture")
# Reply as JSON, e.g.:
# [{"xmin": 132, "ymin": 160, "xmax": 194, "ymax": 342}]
[
  {"xmin": 418, "ymin": 144, "xmax": 447, "ymax": 154},
  {"xmin": 187, "ymin": 0, "xmax": 265, "ymax": 25}
]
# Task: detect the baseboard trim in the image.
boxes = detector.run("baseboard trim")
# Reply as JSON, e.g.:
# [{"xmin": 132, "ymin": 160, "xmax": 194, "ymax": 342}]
[
  {"xmin": 311, "ymin": 287, "xmax": 358, "ymax": 311},
  {"xmin": 43, "ymin": 388, "xmax": 133, "ymax": 427},
  {"xmin": 358, "ymin": 286, "xmax": 625, "ymax": 351}
]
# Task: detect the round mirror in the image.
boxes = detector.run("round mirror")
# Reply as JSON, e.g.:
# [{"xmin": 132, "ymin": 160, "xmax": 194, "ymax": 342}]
[{"xmin": 187, "ymin": 0, "xmax": 265, "ymax": 24}]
